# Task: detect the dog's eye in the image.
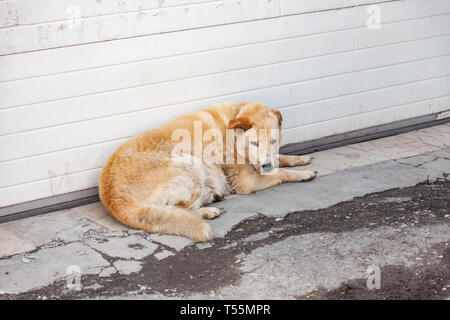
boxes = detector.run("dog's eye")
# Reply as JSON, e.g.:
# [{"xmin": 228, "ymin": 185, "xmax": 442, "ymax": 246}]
[
  {"xmin": 270, "ymin": 139, "xmax": 277, "ymax": 145},
  {"xmin": 250, "ymin": 141, "xmax": 259, "ymax": 147}
]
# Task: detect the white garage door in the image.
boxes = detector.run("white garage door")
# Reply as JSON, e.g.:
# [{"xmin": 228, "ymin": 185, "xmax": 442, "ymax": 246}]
[{"xmin": 1, "ymin": 0, "xmax": 449, "ymax": 213}]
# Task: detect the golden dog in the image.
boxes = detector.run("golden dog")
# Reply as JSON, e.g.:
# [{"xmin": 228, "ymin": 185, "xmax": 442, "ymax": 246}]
[{"xmin": 99, "ymin": 102, "xmax": 316, "ymax": 242}]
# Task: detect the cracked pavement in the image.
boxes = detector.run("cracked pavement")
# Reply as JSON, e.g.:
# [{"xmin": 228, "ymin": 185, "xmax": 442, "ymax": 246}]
[{"xmin": 0, "ymin": 123, "xmax": 449, "ymax": 299}]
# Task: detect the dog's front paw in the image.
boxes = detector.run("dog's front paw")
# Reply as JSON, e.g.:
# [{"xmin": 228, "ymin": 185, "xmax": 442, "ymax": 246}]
[
  {"xmin": 286, "ymin": 169, "xmax": 317, "ymax": 182},
  {"xmin": 291, "ymin": 155, "xmax": 313, "ymax": 166}
]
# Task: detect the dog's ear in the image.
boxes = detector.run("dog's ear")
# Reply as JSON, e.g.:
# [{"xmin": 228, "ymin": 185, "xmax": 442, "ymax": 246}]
[
  {"xmin": 272, "ymin": 109, "xmax": 282, "ymax": 127},
  {"xmin": 228, "ymin": 117, "xmax": 251, "ymax": 131}
]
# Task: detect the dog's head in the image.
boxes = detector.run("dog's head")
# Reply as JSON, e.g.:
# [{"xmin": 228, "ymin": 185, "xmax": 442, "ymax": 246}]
[{"xmin": 228, "ymin": 103, "xmax": 282, "ymax": 174}]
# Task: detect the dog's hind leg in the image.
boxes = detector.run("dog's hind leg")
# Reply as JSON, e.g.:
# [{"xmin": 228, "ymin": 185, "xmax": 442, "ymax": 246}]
[{"xmin": 234, "ymin": 166, "xmax": 317, "ymax": 194}]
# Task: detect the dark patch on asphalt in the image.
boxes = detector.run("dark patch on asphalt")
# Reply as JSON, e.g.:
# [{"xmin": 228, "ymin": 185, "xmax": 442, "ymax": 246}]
[
  {"xmin": 127, "ymin": 243, "xmax": 145, "ymax": 250},
  {"xmin": 1, "ymin": 180, "xmax": 449, "ymax": 300},
  {"xmin": 301, "ymin": 244, "xmax": 450, "ymax": 300}
]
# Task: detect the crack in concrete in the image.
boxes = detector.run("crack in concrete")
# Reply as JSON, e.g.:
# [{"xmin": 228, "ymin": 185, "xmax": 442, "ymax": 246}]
[{"xmin": 393, "ymin": 156, "xmax": 442, "ymax": 168}]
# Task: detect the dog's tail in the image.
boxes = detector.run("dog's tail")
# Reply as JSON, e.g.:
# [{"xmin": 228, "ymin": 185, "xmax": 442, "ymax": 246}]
[
  {"xmin": 99, "ymin": 162, "xmax": 211, "ymax": 242},
  {"xmin": 109, "ymin": 200, "xmax": 212, "ymax": 242}
]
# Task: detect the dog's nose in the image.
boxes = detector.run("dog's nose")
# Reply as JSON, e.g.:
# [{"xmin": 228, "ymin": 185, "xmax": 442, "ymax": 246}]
[{"xmin": 262, "ymin": 162, "xmax": 273, "ymax": 171}]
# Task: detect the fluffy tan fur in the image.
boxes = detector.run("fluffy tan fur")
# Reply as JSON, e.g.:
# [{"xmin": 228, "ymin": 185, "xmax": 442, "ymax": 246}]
[{"xmin": 99, "ymin": 102, "xmax": 316, "ymax": 242}]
